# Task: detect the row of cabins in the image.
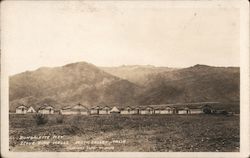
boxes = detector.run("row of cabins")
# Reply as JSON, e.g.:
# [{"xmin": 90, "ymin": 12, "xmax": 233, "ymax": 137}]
[
  {"xmin": 119, "ymin": 106, "xmax": 204, "ymax": 115},
  {"xmin": 15, "ymin": 104, "xmax": 54, "ymax": 114},
  {"xmin": 15, "ymin": 103, "xmax": 210, "ymax": 115}
]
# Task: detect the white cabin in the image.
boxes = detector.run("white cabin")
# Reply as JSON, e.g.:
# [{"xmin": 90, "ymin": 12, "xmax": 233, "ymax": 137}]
[
  {"xmin": 160, "ymin": 107, "xmax": 173, "ymax": 114},
  {"xmin": 190, "ymin": 108, "xmax": 203, "ymax": 114},
  {"xmin": 140, "ymin": 107, "xmax": 154, "ymax": 114},
  {"xmin": 16, "ymin": 105, "xmax": 28, "ymax": 114},
  {"xmin": 177, "ymin": 107, "xmax": 190, "ymax": 114},
  {"xmin": 120, "ymin": 106, "xmax": 134, "ymax": 114},
  {"xmin": 38, "ymin": 105, "xmax": 54, "ymax": 114},
  {"xmin": 99, "ymin": 106, "xmax": 111, "ymax": 115},
  {"xmin": 61, "ymin": 104, "xmax": 89, "ymax": 115},
  {"xmin": 90, "ymin": 106, "xmax": 101, "ymax": 115}
]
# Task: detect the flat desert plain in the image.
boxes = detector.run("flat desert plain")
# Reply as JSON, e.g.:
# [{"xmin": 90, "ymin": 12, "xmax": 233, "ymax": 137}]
[{"xmin": 9, "ymin": 114, "xmax": 239, "ymax": 152}]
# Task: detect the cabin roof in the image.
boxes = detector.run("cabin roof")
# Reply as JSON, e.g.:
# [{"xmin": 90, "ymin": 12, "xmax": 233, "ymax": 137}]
[
  {"xmin": 62, "ymin": 103, "xmax": 88, "ymax": 110},
  {"xmin": 177, "ymin": 108, "xmax": 189, "ymax": 110},
  {"xmin": 62, "ymin": 106, "xmax": 72, "ymax": 110},
  {"xmin": 110, "ymin": 106, "xmax": 120, "ymax": 112},
  {"xmin": 38, "ymin": 104, "xmax": 54, "ymax": 110},
  {"xmin": 100, "ymin": 106, "xmax": 111, "ymax": 110},
  {"xmin": 154, "ymin": 106, "xmax": 172, "ymax": 110},
  {"xmin": 120, "ymin": 106, "xmax": 134, "ymax": 110},
  {"xmin": 27, "ymin": 106, "xmax": 36, "ymax": 111},
  {"xmin": 139, "ymin": 106, "xmax": 154, "ymax": 110},
  {"xmin": 91, "ymin": 106, "xmax": 101, "ymax": 110},
  {"xmin": 189, "ymin": 108, "xmax": 203, "ymax": 110},
  {"xmin": 16, "ymin": 105, "xmax": 28, "ymax": 109},
  {"xmin": 72, "ymin": 104, "xmax": 88, "ymax": 110}
]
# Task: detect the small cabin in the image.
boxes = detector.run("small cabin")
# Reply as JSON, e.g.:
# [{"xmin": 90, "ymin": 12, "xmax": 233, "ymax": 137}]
[
  {"xmin": 61, "ymin": 103, "xmax": 89, "ymax": 115},
  {"xmin": 189, "ymin": 108, "xmax": 203, "ymax": 114},
  {"xmin": 140, "ymin": 106, "xmax": 154, "ymax": 115},
  {"xmin": 154, "ymin": 108, "xmax": 161, "ymax": 114},
  {"xmin": 120, "ymin": 106, "xmax": 134, "ymax": 115},
  {"xmin": 27, "ymin": 106, "xmax": 36, "ymax": 113},
  {"xmin": 60, "ymin": 106, "xmax": 72, "ymax": 115},
  {"xmin": 160, "ymin": 106, "xmax": 173, "ymax": 114},
  {"xmin": 99, "ymin": 106, "xmax": 111, "ymax": 115},
  {"xmin": 90, "ymin": 106, "xmax": 101, "ymax": 115},
  {"xmin": 16, "ymin": 105, "xmax": 28, "ymax": 114},
  {"xmin": 71, "ymin": 103, "xmax": 89, "ymax": 115},
  {"xmin": 110, "ymin": 106, "xmax": 120, "ymax": 114},
  {"xmin": 133, "ymin": 107, "xmax": 140, "ymax": 115},
  {"xmin": 38, "ymin": 105, "xmax": 54, "ymax": 114},
  {"xmin": 177, "ymin": 107, "xmax": 190, "ymax": 114},
  {"xmin": 172, "ymin": 107, "xmax": 177, "ymax": 114},
  {"xmin": 53, "ymin": 110, "xmax": 60, "ymax": 115}
]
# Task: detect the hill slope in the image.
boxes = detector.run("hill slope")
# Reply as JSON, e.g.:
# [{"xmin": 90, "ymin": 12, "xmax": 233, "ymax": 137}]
[
  {"xmin": 101, "ymin": 65, "xmax": 177, "ymax": 86},
  {"xmin": 9, "ymin": 62, "xmax": 140, "ymax": 111},
  {"xmin": 137, "ymin": 64, "xmax": 239, "ymax": 111}
]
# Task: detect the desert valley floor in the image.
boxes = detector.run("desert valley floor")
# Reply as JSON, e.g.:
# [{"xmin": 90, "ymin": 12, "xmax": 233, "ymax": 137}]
[{"xmin": 9, "ymin": 114, "xmax": 239, "ymax": 152}]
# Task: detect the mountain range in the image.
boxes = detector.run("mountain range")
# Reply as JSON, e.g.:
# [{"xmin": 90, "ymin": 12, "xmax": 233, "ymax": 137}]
[{"xmin": 9, "ymin": 62, "xmax": 240, "ymax": 112}]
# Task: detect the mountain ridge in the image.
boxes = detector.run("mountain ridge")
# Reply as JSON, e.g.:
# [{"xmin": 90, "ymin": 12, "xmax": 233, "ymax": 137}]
[{"xmin": 9, "ymin": 61, "xmax": 240, "ymax": 112}]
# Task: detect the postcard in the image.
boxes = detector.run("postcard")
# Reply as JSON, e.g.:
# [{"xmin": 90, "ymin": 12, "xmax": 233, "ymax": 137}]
[{"xmin": 1, "ymin": 0, "xmax": 249, "ymax": 157}]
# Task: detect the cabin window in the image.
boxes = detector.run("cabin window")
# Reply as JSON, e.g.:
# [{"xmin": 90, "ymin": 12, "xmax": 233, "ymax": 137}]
[
  {"xmin": 128, "ymin": 109, "xmax": 131, "ymax": 113},
  {"xmin": 22, "ymin": 108, "xmax": 24, "ymax": 112},
  {"xmin": 106, "ymin": 109, "xmax": 108, "ymax": 113},
  {"xmin": 49, "ymin": 109, "xmax": 52, "ymax": 113}
]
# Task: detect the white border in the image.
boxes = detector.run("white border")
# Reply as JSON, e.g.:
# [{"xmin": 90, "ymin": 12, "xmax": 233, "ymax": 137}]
[{"xmin": 1, "ymin": 0, "xmax": 249, "ymax": 158}]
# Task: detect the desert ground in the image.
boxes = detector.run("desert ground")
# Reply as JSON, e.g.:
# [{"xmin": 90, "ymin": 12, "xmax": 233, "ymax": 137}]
[{"xmin": 9, "ymin": 114, "xmax": 239, "ymax": 152}]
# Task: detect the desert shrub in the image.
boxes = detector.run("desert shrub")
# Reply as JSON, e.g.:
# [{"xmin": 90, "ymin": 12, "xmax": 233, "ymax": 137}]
[
  {"xmin": 203, "ymin": 107, "xmax": 212, "ymax": 114},
  {"xmin": 33, "ymin": 114, "xmax": 48, "ymax": 125},
  {"xmin": 220, "ymin": 110, "xmax": 228, "ymax": 115},
  {"xmin": 66, "ymin": 125, "xmax": 82, "ymax": 135},
  {"xmin": 56, "ymin": 115, "xmax": 64, "ymax": 124},
  {"xmin": 72, "ymin": 115, "xmax": 82, "ymax": 124}
]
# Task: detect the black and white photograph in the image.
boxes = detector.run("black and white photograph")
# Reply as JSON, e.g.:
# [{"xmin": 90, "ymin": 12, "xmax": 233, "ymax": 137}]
[{"xmin": 1, "ymin": 0, "xmax": 249, "ymax": 157}]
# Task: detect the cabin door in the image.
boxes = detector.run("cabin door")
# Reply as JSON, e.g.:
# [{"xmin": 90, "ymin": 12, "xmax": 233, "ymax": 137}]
[
  {"xmin": 174, "ymin": 109, "xmax": 177, "ymax": 114},
  {"xmin": 137, "ymin": 109, "xmax": 139, "ymax": 114}
]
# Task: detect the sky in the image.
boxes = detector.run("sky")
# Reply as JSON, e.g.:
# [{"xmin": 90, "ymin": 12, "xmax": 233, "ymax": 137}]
[{"xmin": 2, "ymin": 1, "xmax": 240, "ymax": 75}]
